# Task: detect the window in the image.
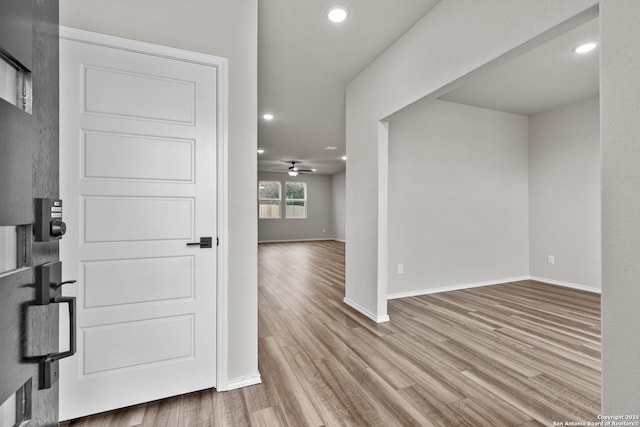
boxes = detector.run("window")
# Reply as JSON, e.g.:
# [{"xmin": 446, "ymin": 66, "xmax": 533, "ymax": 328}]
[
  {"xmin": 258, "ymin": 180, "xmax": 308, "ymax": 220},
  {"xmin": 285, "ymin": 182, "xmax": 307, "ymax": 219},
  {"xmin": 258, "ymin": 181, "xmax": 281, "ymax": 219}
]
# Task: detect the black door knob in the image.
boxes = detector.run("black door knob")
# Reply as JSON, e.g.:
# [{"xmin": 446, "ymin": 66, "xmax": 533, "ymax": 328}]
[{"xmin": 50, "ymin": 220, "xmax": 67, "ymax": 237}]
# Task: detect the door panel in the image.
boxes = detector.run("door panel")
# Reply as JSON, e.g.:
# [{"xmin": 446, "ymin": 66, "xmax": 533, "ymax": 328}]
[
  {"xmin": 83, "ymin": 315, "xmax": 194, "ymax": 374},
  {"xmin": 1, "ymin": 1, "xmax": 62, "ymax": 426},
  {"xmin": 83, "ymin": 66, "xmax": 195, "ymax": 124},
  {"xmin": 0, "ymin": 268, "xmax": 35, "ymax": 407},
  {"xmin": 83, "ymin": 196, "xmax": 194, "ymax": 242},
  {"xmin": 60, "ymin": 35, "xmax": 217, "ymax": 420},
  {"xmin": 0, "ymin": 101, "xmax": 33, "ymax": 225},
  {"xmin": 0, "ymin": 0, "xmax": 34, "ymax": 227},
  {"xmin": 0, "ymin": 0, "xmax": 33, "ymax": 71},
  {"xmin": 83, "ymin": 131, "xmax": 194, "ymax": 182},
  {"xmin": 83, "ymin": 256, "xmax": 194, "ymax": 307}
]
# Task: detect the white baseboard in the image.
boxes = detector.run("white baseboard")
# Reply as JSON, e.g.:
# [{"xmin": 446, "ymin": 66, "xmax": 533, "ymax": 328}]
[
  {"xmin": 387, "ymin": 276, "xmax": 530, "ymax": 300},
  {"xmin": 343, "ymin": 297, "xmax": 390, "ymax": 323},
  {"xmin": 332, "ymin": 238, "xmax": 346, "ymax": 243},
  {"xmin": 225, "ymin": 374, "xmax": 262, "ymax": 391},
  {"xmin": 529, "ymin": 276, "xmax": 601, "ymax": 294},
  {"xmin": 387, "ymin": 275, "xmax": 601, "ymax": 300},
  {"xmin": 258, "ymin": 238, "xmax": 334, "ymax": 244}
]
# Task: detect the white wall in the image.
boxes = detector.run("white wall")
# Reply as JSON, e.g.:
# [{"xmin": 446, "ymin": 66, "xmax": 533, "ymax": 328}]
[
  {"xmin": 59, "ymin": 0, "xmax": 259, "ymax": 385},
  {"xmin": 529, "ymin": 97, "xmax": 600, "ymax": 290},
  {"xmin": 601, "ymin": 0, "xmax": 640, "ymax": 413},
  {"xmin": 347, "ymin": 0, "xmax": 640, "ymax": 411},
  {"xmin": 346, "ymin": 0, "xmax": 599, "ymax": 321},
  {"xmin": 258, "ymin": 172, "xmax": 332, "ymax": 242},
  {"xmin": 387, "ymin": 97, "xmax": 601, "ymax": 297},
  {"xmin": 331, "ymin": 172, "xmax": 346, "ymax": 241},
  {"xmin": 388, "ymin": 100, "xmax": 529, "ymax": 297}
]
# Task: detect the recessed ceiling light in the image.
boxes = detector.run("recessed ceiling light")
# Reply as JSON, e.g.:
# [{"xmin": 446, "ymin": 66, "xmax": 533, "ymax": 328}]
[
  {"xmin": 263, "ymin": 113, "xmax": 274, "ymax": 121},
  {"xmin": 341, "ymin": 155, "xmax": 347, "ymax": 161},
  {"xmin": 574, "ymin": 42, "xmax": 598, "ymax": 54},
  {"xmin": 324, "ymin": 146, "xmax": 338, "ymax": 150},
  {"xmin": 257, "ymin": 149, "xmax": 265, "ymax": 154},
  {"xmin": 327, "ymin": 5, "xmax": 349, "ymax": 23}
]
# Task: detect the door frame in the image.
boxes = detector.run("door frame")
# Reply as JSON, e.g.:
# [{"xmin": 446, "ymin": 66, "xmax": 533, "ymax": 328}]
[{"xmin": 58, "ymin": 26, "xmax": 230, "ymax": 391}]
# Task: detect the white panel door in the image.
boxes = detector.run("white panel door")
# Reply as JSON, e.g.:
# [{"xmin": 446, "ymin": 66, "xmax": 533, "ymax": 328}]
[{"xmin": 59, "ymin": 36, "xmax": 217, "ymax": 420}]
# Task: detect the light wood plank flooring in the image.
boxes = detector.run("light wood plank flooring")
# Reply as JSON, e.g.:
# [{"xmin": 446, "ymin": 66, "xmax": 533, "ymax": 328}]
[{"xmin": 61, "ymin": 240, "xmax": 601, "ymax": 426}]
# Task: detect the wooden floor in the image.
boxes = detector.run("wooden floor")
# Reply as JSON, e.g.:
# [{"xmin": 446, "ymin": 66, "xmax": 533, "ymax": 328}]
[{"xmin": 61, "ymin": 240, "xmax": 601, "ymax": 426}]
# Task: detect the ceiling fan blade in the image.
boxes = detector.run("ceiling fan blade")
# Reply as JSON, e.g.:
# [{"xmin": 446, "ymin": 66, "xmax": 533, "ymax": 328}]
[{"xmin": 284, "ymin": 161, "xmax": 315, "ymax": 173}]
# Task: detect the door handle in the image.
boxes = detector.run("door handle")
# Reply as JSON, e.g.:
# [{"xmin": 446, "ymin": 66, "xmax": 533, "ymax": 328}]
[
  {"xmin": 186, "ymin": 237, "xmax": 213, "ymax": 248},
  {"xmin": 32, "ymin": 261, "xmax": 78, "ymax": 389},
  {"xmin": 35, "ymin": 261, "xmax": 76, "ymax": 305},
  {"xmin": 40, "ymin": 296, "xmax": 76, "ymax": 389},
  {"xmin": 53, "ymin": 279, "xmax": 76, "ymax": 290},
  {"xmin": 47, "ymin": 297, "xmax": 76, "ymax": 361}
]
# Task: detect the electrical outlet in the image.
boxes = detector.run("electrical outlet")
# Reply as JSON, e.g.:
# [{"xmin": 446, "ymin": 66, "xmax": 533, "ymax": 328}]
[
  {"xmin": 547, "ymin": 255, "xmax": 555, "ymax": 264},
  {"xmin": 322, "ymin": 228, "xmax": 326, "ymax": 233},
  {"xmin": 398, "ymin": 264, "xmax": 404, "ymax": 274}
]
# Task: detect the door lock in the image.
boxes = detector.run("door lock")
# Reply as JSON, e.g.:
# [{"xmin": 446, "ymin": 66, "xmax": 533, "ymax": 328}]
[{"xmin": 34, "ymin": 198, "xmax": 66, "ymax": 241}]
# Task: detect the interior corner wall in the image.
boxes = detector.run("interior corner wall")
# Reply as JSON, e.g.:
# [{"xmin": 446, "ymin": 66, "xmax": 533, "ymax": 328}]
[
  {"xmin": 331, "ymin": 171, "xmax": 346, "ymax": 241},
  {"xmin": 388, "ymin": 100, "xmax": 529, "ymax": 296},
  {"xmin": 529, "ymin": 97, "xmax": 601, "ymax": 289},
  {"xmin": 59, "ymin": 0, "xmax": 259, "ymax": 384},
  {"xmin": 258, "ymin": 172, "xmax": 332, "ymax": 242}
]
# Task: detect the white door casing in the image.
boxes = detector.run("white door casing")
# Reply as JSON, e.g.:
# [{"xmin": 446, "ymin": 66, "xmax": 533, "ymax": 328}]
[{"xmin": 59, "ymin": 28, "xmax": 228, "ymax": 420}]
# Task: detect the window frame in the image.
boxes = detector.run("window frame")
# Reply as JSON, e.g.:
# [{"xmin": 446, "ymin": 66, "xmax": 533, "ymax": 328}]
[
  {"xmin": 285, "ymin": 181, "xmax": 307, "ymax": 219},
  {"xmin": 258, "ymin": 180, "xmax": 282, "ymax": 219}
]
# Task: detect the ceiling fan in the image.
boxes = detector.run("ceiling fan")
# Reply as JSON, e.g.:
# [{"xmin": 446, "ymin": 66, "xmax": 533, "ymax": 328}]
[{"xmin": 286, "ymin": 161, "xmax": 315, "ymax": 177}]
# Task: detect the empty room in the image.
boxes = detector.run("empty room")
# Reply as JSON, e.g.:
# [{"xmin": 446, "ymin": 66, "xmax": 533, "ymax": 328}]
[{"xmin": 1, "ymin": 1, "xmax": 639, "ymax": 426}]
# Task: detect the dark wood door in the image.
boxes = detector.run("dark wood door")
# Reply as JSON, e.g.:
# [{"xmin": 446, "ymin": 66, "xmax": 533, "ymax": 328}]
[{"xmin": 0, "ymin": 0, "xmax": 60, "ymax": 425}]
